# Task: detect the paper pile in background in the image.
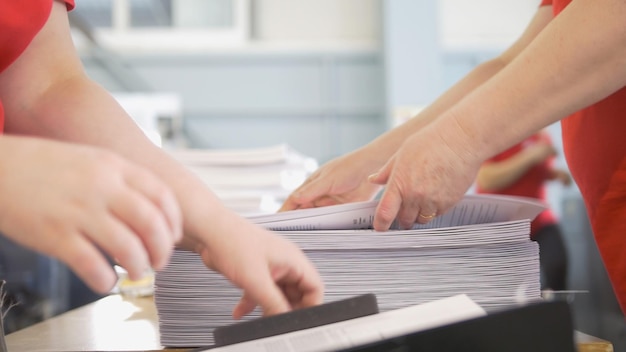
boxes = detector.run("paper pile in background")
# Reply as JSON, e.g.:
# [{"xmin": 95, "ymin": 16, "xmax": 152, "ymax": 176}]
[
  {"xmin": 167, "ymin": 144, "xmax": 318, "ymax": 215},
  {"xmin": 155, "ymin": 194, "xmax": 546, "ymax": 348}
]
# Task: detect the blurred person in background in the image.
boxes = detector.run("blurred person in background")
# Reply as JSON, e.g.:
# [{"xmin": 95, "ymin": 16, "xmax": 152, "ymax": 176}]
[{"xmin": 475, "ymin": 130, "xmax": 571, "ymax": 291}]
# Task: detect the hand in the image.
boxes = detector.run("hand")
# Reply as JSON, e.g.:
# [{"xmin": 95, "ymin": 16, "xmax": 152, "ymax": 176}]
[
  {"xmin": 193, "ymin": 214, "xmax": 324, "ymax": 319},
  {"xmin": 551, "ymin": 168, "xmax": 572, "ymax": 186},
  {"xmin": 368, "ymin": 125, "xmax": 480, "ymax": 231},
  {"xmin": 0, "ymin": 136, "xmax": 182, "ymax": 294},
  {"xmin": 280, "ymin": 148, "xmax": 384, "ymax": 211}
]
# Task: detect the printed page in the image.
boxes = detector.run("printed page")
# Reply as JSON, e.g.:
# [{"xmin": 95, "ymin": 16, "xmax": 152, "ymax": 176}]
[
  {"xmin": 248, "ymin": 200, "xmax": 379, "ymax": 230},
  {"xmin": 247, "ymin": 194, "xmax": 547, "ymax": 231},
  {"xmin": 204, "ymin": 294, "xmax": 486, "ymax": 352}
]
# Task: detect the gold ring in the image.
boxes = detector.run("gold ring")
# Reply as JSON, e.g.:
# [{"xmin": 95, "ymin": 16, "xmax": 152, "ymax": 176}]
[{"xmin": 418, "ymin": 213, "xmax": 436, "ymax": 220}]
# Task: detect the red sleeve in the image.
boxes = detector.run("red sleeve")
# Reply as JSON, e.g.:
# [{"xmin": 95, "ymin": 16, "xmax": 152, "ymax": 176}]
[
  {"xmin": 64, "ymin": 0, "xmax": 75, "ymax": 11},
  {"xmin": 540, "ymin": 0, "xmax": 552, "ymax": 5},
  {"xmin": 484, "ymin": 142, "xmax": 523, "ymax": 164},
  {"xmin": 1, "ymin": 0, "xmax": 53, "ymax": 72}
]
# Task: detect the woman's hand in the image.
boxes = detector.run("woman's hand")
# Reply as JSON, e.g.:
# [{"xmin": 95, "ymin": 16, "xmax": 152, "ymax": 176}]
[
  {"xmin": 369, "ymin": 123, "xmax": 481, "ymax": 231},
  {"xmin": 0, "ymin": 136, "xmax": 182, "ymax": 294},
  {"xmin": 193, "ymin": 213, "xmax": 324, "ymax": 318},
  {"xmin": 280, "ymin": 148, "xmax": 384, "ymax": 211}
]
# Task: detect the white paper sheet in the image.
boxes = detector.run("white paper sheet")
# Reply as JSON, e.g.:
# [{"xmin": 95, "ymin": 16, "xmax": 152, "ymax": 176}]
[{"xmin": 247, "ymin": 194, "xmax": 547, "ymax": 231}]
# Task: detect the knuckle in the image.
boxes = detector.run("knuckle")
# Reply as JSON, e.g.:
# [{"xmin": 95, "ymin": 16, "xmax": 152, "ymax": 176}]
[
  {"xmin": 134, "ymin": 206, "xmax": 163, "ymax": 236},
  {"xmin": 88, "ymin": 152, "xmax": 125, "ymax": 177},
  {"xmin": 110, "ymin": 242, "xmax": 138, "ymax": 267},
  {"xmin": 93, "ymin": 149, "xmax": 123, "ymax": 166},
  {"xmin": 155, "ymin": 185, "xmax": 177, "ymax": 209}
]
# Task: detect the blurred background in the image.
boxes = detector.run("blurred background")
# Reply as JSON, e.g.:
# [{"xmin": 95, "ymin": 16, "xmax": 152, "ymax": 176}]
[{"xmin": 1, "ymin": 0, "xmax": 624, "ymax": 350}]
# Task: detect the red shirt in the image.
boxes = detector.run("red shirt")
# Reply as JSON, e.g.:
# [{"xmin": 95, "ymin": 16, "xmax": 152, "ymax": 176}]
[
  {"xmin": 542, "ymin": 0, "xmax": 626, "ymax": 315},
  {"xmin": 0, "ymin": 0, "xmax": 75, "ymax": 132},
  {"xmin": 476, "ymin": 134, "xmax": 557, "ymax": 238}
]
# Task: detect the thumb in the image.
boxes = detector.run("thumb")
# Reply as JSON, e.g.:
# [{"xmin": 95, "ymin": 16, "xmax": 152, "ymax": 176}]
[
  {"xmin": 368, "ymin": 163, "xmax": 392, "ymax": 185},
  {"xmin": 280, "ymin": 179, "xmax": 331, "ymax": 212}
]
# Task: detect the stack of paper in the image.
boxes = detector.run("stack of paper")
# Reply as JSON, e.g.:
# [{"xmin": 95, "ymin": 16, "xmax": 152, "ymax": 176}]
[
  {"xmin": 166, "ymin": 144, "xmax": 318, "ymax": 215},
  {"xmin": 155, "ymin": 194, "xmax": 545, "ymax": 347}
]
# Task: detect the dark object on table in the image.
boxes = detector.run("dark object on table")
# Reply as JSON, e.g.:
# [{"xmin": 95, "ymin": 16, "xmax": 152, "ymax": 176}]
[
  {"xmin": 340, "ymin": 300, "xmax": 576, "ymax": 352},
  {"xmin": 213, "ymin": 293, "xmax": 379, "ymax": 347}
]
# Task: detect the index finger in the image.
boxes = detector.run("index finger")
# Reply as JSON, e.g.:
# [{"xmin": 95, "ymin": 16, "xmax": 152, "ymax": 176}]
[
  {"xmin": 279, "ymin": 178, "xmax": 330, "ymax": 212},
  {"xmin": 281, "ymin": 259, "xmax": 325, "ymax": 310},
  {"xmin": 233, "ymin": 272, "xmax": 291, "ymax": 318},
  {"xmin": 234, "ymin": 254, "xmax": 324, "ymax": 318},
  {"xmin": 279, "ymin": 194, "xmax": 304, "ymax": 212},
  {"xmin": 125, "ymin": 167, "xmax": 183, "ymax": 243}
]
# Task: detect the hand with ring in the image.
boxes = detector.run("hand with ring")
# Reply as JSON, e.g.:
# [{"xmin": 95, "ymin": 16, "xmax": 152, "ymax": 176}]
[
  {"xmin": 417, "ymin": 212, "xmax": 437, "ymax": 223},
  {"xmin": 367, "ymin": 119, "xmax": 482, "ymax": 232}
]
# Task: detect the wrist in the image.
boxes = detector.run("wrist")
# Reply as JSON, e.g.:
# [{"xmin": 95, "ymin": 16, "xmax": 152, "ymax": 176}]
[
  {"xmin": 433, "ymin": 111, "xmax": 485, "ymax": 164},
  {"xmin": 352, "ymin": 142, "xmax": 392, "ymax": 172}
]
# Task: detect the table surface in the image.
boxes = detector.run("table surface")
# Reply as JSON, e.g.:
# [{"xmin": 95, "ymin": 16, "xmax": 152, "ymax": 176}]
[{"xmin": 6, "ymin": 294, "xmax": 614, "ymax": 352}]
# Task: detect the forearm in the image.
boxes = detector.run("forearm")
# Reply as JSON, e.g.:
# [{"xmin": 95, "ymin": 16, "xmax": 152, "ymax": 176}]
[
  {"xmin": 439, "ymin": 0, "xmax": 626, "ymax": 161},
  {"xmin": 365, "ymin": 6, "xmax": 554, "ymax": 165},
  {"xmin": 366, "ymin": 57, "xmax": 507, "ymax": 163},
  {"xmin": 476, "ymin": 151, "xmax": 541, "ymax": 191}
]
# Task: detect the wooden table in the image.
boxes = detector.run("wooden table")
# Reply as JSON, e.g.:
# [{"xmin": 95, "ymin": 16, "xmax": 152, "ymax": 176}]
[
  {"xmin": 6, "ymin": 295, "xmax": 172, "ymax": 352},
  {"xmin": 6, "ymin": 294, "xmax": 613, "ymax": 352}
]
